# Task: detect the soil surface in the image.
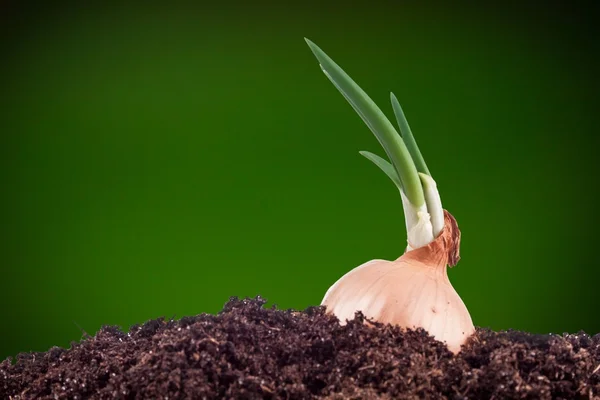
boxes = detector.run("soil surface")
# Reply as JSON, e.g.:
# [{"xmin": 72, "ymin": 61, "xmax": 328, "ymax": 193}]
[{"xmin": 2, "ymin": 297, "xmax": 599, "ymax": 399}]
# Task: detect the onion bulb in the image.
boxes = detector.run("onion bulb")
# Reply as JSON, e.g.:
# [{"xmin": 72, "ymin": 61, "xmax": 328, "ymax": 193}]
[
  {"xmin": 305, "ymin": 38, "xmax": 475, "ymax": 353},
  {"xmin": 321, "ymin": 210, "xmax": 474, "ymax": 353}
]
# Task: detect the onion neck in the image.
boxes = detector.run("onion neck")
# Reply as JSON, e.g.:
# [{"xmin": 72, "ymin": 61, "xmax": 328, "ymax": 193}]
[{"xmin": 400, "ymin": 210, "xmax": 461, "ymax": 270}]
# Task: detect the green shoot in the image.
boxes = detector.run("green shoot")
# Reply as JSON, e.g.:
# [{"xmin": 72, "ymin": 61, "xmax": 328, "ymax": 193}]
[{"xmin": 304, "ymin": 38, "xmax": 424, "ymax": 207}]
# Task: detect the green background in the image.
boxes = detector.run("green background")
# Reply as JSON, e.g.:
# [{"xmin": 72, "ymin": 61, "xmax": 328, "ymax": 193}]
[{"xmin": 1, "ymin": 2, "xmax": 598, "ymax": 360}]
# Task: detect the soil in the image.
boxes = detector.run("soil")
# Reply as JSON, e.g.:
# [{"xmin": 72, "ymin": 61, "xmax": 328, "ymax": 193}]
[{"xmin": 1, "ymin": 297, "xmax": 599, "ymax": 399}]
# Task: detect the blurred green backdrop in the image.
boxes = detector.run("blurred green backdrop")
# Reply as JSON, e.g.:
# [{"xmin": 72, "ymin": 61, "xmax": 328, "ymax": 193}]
[{"xmin": 1, "ymin": 1, "xmax": 598, "ymax": 360}]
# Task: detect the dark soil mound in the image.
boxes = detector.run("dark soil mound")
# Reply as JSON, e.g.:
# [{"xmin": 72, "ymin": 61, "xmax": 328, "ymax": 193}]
[{"xmin": 2, "ymin": 297, "xmax": 599, "ymax": 399}]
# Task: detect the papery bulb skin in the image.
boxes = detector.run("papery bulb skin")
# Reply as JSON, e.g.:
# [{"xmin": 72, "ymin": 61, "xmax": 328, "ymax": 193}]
[{"xmin": 321, "ymin": 210, "xmax": 474, "ymax": 353}]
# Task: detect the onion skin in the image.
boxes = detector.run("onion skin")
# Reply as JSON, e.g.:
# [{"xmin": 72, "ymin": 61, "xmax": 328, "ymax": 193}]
[{"xmin": 321, "ymin": 210, "xmax": 474, "ymax": 354}]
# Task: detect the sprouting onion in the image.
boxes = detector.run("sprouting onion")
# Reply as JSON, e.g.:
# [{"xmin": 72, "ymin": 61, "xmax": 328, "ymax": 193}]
[{"xmin": 305, "ymin": 38, "xmax": 474, "ymax": 353}]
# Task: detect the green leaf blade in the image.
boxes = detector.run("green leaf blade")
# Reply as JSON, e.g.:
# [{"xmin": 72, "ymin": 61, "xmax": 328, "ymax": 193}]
[
  {"xmin": 359, "ymin": 151, "xmax": 402, "ymax": 189},
  {"xmin": 305, "ymin": 38, "xmax": 424, "ymax": 207},
  {"xmin": 390, "ymin": 93, "xmax": 430, "ymax": 176}
]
